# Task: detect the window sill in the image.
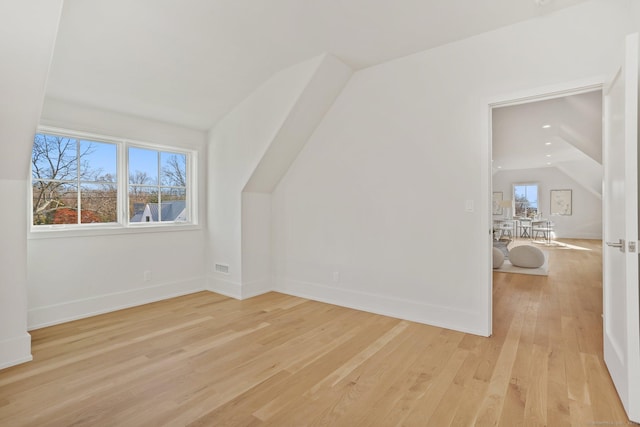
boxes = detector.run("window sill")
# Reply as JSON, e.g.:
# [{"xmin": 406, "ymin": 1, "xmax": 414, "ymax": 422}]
[{"xmin": 28, "ymin": 223, "xmax": 202, "ymax": 240}]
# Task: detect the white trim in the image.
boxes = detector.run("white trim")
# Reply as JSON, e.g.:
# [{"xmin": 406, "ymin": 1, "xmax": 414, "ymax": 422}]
[
  {"xmin": 38, "ymin": 125, "xmax": 123, "ymax": 145},
  {"xmin": 0, "ymin": 334, "xmax": 32, "ymax": 370},
  {"xmin": 484, "ymin": 76, "xmax": 606, "ymax": 338},
  {"xmin": 206, "ymin": 275, "xmax": 243, "ymax": 300},
  {"xmin": 28, "ymin": 277, "xmax": 205, "ymax": 330},
  {"xmin": 30, "ymin": 126, "xmax": 198, "ymax": 235},
  {"xmin": 486, "ymin": 76, "xmax": 606, "ymax": 108},
  {"xmin": 275, "ymin": 279, "xmax": 489, "ymax": 337},
  {"xmin": 27, "ymin": 223, "xmax": 201, "ymax": 240},
  {"xmin": 241, "ymin": 278, "xmax": 272, "ymax": 299},
  {"xmin": 485, "ymin": 102, "xmax": 494, "ymax": 336}
]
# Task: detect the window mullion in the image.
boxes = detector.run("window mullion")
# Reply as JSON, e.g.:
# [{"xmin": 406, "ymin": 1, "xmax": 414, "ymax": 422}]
[
  {"xmin": 121, "ymin": 140, "xmax": 128, "ymax": 226},
  {"xmin": 157, "ymin": 152, "xmax": 162, "ymax": 222},
  {"xmin": 76, "ymin": 140, "xmax": 81, "ymax": 225}
]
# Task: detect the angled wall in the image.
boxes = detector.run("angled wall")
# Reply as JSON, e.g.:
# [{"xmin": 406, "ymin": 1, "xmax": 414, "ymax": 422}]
[
  {"xmin": 207, "ymin": 54, "xmax": 352, "ymax": 298},
  {"xmin": 556, "ymin": 95, "xmax": 603, "ymax": 164},
  {"xmin": 556, "ymin": 157, "xmax": 603, "ymax": 199},
  {"xmin": 271, "ymin": 0, "xmax": 633, "ymax": 336},
  {"xmin": 0, "ymin": 0, "xmax": 63, "ymax": 369},
  {"xmin": 243, "ymin": 55, "xmax": 353, "ymax": 193}
]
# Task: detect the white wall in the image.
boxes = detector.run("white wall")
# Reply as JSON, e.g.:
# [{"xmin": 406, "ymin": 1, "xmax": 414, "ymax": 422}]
[
  {"xmin": 41, "ymin": 98, "xmax": 207, "ymax": 148},
  {"xmin": 207, "ymin": 54, "xmax": 351, "ymax": 298},
  {"xmin": 241, "ymin": 192, "xmax": 273, "ymax": 297},
  {"xmin": 0, "ymin": 1, "xmax": 63, "ymax": 369},
  {"xmin": 28, "ymin": 99, "xmax": 208, "ymax": 329},
  {"xmin": 207, "ymin": 55, "xmax": 324, "ymax": 297},
  {"xmin": 0, "ymin": 180, "xmax": 35, "ymax": 369},
  {"xmin": 632, "ymin": 0, "xmax": 640, "ymax": 29},
  {"xmin": 271, "ymin": 0, "xmax": 636, "ymax": 336},
  {"xmin": 493, "ymin": 167, "xmax": 602, "ymax": 239}
]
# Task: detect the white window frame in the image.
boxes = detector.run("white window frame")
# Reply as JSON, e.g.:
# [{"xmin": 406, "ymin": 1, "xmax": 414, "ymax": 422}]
[{"xmin": 30, "ymin": 126, "xmax": 199, "ymax": 236}]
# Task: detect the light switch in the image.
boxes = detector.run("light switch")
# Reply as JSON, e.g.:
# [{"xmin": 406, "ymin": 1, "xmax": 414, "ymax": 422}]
[{"xmin": 465, "ymin": 200, "xmax": 474, "ymax": 212}]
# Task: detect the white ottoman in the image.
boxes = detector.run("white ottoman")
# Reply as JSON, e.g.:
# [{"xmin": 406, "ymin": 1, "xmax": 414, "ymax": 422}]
[
  {"xmin": 509, "ymin": 245, "xmax": 545, "ymax": 268},
  {"xmin": 493, "ymin": 247, "xmax": 505, "ymax": 268}
]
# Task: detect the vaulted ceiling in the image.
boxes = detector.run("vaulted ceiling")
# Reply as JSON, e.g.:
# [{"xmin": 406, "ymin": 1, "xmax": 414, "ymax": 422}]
[
  {"xmin": 45, "ymin": 0, "xmax": 589, "ymax": 131},
  {"xmin": 492, "ymin": 90, "xmax": 603, "ymax": 197},
  {"xmin": 492, "ymin": 90, "xmax": 602, "ymax": 171}
]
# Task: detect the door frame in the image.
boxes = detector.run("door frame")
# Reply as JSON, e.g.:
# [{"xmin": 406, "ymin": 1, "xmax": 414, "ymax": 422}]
[{"xmin": 483, "ymin": 76, "xmax": 605, "ymax": 335}]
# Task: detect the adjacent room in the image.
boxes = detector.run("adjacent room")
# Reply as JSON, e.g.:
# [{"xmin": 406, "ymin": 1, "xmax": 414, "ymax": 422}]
[
  {"xmin": 491, "ymin": 90, "xmax": 603, "ymax": 275},
  {"xmin": 1, "ymin": 0, "xmax": 640, "ymax": 425}
]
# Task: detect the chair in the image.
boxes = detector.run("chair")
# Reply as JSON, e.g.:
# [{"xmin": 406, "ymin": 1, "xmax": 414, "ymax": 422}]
[
  {"xmin": 519, "ymin": 219, "xmax": 532, "ymax": 238},
  {"xmin": 532, "ymin": 220, "xmax": 554, "ymax": 241},
  {"xmin": 497, "ymin": 220, "xmax": 515, "ymax": 240}
]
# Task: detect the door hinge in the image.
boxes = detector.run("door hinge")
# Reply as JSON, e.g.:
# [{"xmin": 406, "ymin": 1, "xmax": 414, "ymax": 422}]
[{"xmin": 629, "ymin": 240, "xmax": 637, "ymax": 253}]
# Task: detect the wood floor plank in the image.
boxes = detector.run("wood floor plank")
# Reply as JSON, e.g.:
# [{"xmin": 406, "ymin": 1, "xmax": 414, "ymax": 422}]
[
  {"xmin": 0, "ymin": 239, "xmax": 637, "ymax": 426},
  {"xmin": 399, "ymin": 346, "xmax": 469, "ymax": 426},
  {"xmin": 350, "ymin": 325, "xmax": 442, "ymax": 426}
]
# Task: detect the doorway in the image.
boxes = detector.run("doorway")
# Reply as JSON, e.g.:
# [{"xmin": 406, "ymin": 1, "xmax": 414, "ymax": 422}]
[
  {"xmin": 485, "ymin": 79, "xmax": 605, "ymax": 335},
  {"xmin": 485, "ymin": 82, "xmax": 626, "ymax": 422}
]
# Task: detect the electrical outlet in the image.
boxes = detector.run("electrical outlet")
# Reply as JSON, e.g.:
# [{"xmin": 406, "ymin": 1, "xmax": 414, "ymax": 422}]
[
  {"xmin": 332, "ymin": 271, "xmax": 340, "ymax": 283},
  {"xmin": 144, "ymin": 270, "xmax": 152, "ymax": 281}
]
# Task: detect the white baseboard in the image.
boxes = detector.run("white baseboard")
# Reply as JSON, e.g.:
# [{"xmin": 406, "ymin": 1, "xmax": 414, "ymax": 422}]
[
  {"xmin": 206, "ymin": 275, "xmax": 242, "ymax": 299},
  {"xmin": 0, "ymin": 333, "xmax": 32, "ymax": 370},
  {"xmin": 555, "ymin": 233, "xmax": 602, "ymax": 240},
  {"xmin": 241, "ymin": 277, "xmax": 271, "ymax": 299},
  {"xmin": 28, "ymin": 277, "xmax": 206, "ymax": 330},
  {"xmin": 206, "ymin": 275, "xmax": 271, "ymax": 300},
  {"xmin": 275, "ymin": 279, "xmax": 489, "ymax": 336}
]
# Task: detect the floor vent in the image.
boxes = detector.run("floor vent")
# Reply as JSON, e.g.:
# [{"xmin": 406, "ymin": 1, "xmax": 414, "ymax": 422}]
[{"xmin": 214, "ymin": 263, "xmax": 230, "ymax": 274}]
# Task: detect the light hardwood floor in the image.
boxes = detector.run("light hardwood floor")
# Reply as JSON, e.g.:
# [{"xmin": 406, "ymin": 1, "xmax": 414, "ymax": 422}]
[{"xmin": 0, "ymin": 239, "xmax": 636, "ymax": 426}]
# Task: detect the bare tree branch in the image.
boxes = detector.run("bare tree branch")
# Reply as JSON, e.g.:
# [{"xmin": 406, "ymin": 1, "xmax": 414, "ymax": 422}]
[
  {"xmin": 161, "ymin": 154, "xmax": 186, "ymax": 187},
  {"xmin": 31, "ymin": 134, "xmax": 106, "ymax": 224}
]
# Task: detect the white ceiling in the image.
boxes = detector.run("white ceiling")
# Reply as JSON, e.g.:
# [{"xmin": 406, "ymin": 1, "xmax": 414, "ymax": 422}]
[
  {"xmin": 492, "ymin": 90, "xmax": 602, "ymax": 172},
  {"xmin": 45, "ymin": 0, "xmax": 589, "ymax": 131}
]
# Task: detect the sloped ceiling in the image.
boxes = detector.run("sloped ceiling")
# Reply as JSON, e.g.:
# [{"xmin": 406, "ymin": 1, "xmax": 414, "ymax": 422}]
[
  {"xmin": 492, "ymin": 90, "xmax": 602, "ymax": 171},
  {"xmin": 45, "ymin": 0, "xmax": 589, "ymax": 131},
  {"xmin": 492, "ymin": 90, "xmax": 603, "ymax": 197}
]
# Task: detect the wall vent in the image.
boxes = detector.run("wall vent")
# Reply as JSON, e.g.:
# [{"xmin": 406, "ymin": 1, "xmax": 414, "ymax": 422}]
[{"xmin": 214, "ymin": 263, "xmax": 230, "ymax": 274}]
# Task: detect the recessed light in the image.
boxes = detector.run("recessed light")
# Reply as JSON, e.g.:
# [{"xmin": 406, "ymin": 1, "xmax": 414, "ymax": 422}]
[
  {"xmin": 497, "ymin": 166, "xmax": 502, "ymax": 169},
  {"xmin": 542, "ymin": 124, "xmax": 551, "ymax": 129},
  {"xmin": 545, "ymin": 142, "xmax": 552, "ymax": 146},
  {"xmin": 546, "ymin": 154, "xmax": 552, "ymax": 157},
  {"xmin": 547, "ymin": 162, "xmax": 552, "ymax": 165}
]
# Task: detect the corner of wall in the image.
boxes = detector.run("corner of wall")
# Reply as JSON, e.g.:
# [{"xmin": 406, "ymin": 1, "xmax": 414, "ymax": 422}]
[
  {"xmin": 207, "ymin": 53, "xmax": 352, "ymax": 303},
  {"xmin": 0, "ymin": 333, "xmax": 32, "ymax": 370},
  {"xmin": 206, "ymin": 274, "xmax": 242, "ymax": 299},
  {"xmin": 0, "ymin": 0, "xmax": 64, "ymax": 371}
]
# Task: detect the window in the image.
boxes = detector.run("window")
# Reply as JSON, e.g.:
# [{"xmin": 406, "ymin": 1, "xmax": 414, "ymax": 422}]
[
  {"xmin": 513, "ymin": 183, "xmax": 538, "ymax": 218},
  {"xmin": 31, "ymin": 128, "xmax": 196, "ymax": 230},
  {"xmin": 32, "ymin": 133, "xmax": 117, "ymax": 225},
  {"xmin": 128, "ymin": 147, "xmax": 187, "ymax": 223}
]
